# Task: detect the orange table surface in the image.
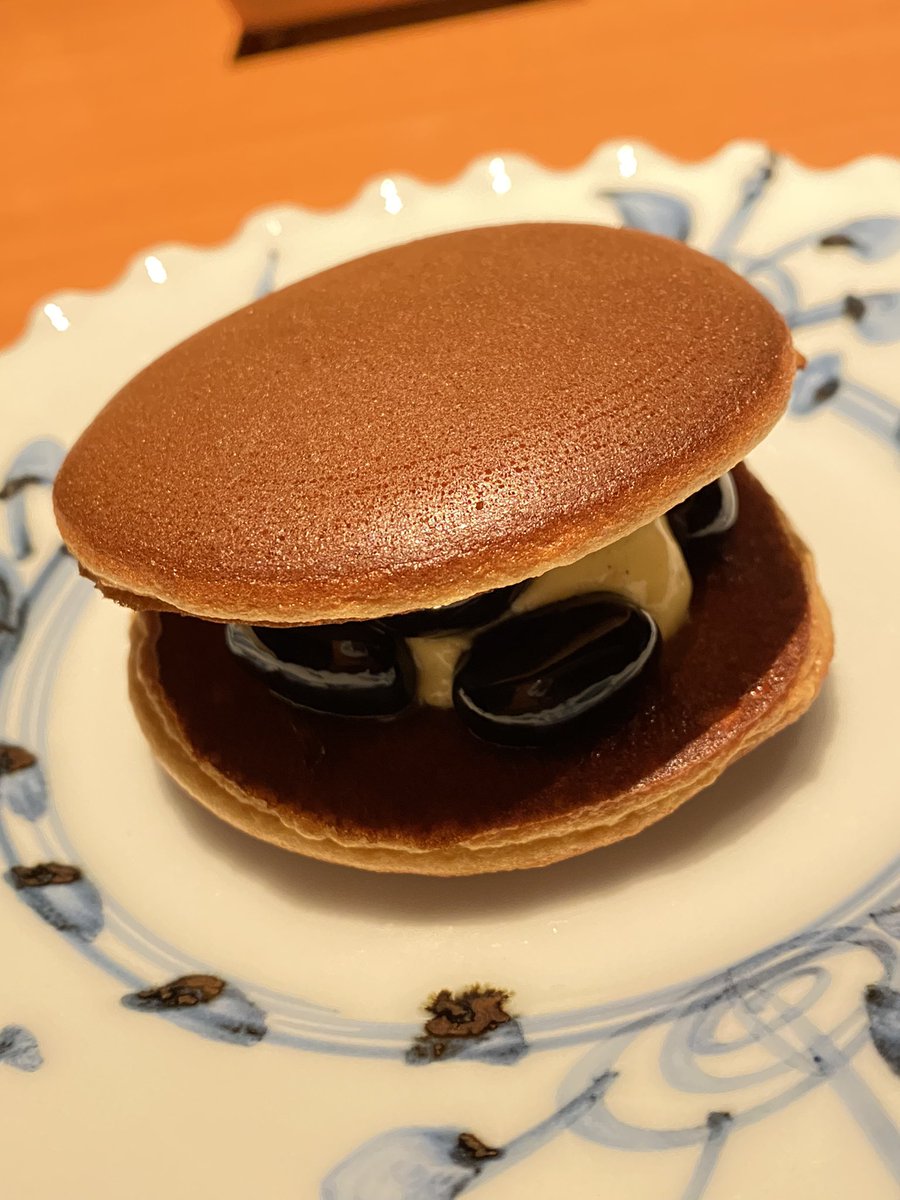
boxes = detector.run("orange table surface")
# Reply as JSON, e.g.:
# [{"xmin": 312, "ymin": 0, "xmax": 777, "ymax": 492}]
[{"xmin": 2, "ymin": 0, "xmax": 899, "ymax": 348}]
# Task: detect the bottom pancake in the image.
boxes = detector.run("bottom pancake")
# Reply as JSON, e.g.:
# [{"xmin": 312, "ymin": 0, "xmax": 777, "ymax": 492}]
[{"xmin": 129, "ymin": 466, "xmax": 832, "ymax": 875}]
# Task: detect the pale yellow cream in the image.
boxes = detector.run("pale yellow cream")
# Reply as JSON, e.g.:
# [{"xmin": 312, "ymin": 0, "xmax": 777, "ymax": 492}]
[{"xmin": 409, "ymin": 517, "xmax": 692, "ymax": 708}]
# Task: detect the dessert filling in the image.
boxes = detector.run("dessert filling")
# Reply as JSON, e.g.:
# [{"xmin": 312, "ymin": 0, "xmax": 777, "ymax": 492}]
[
  {"xmin": 226, "ymin": 473, "xmax": 738, "ymax": 747},
  {"xmin": 410, "ymin": 514, "xmax": 690, "ymax": 708}
]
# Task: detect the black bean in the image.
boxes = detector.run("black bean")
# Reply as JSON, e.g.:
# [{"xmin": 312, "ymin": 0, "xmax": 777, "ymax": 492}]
[
  {"xmin": 380, "ymin": 581, "xmax": 531, "ymax": 638},
  {"xmin": 453, "ymin": 593, "xmax": 659, "ymax": 747},
  {"xmin": 227, "ymin": 622, "xmax": 416, "ymax": 718},
  {"xmin": 668, "ymin": 472, "xmax": 739, "ymax": 546}
]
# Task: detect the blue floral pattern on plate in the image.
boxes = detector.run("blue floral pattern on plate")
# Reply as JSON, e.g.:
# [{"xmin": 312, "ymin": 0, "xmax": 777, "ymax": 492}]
[{"xmin": 0, "ymin": 1024, "xmax": 42, "ymax": 1072}]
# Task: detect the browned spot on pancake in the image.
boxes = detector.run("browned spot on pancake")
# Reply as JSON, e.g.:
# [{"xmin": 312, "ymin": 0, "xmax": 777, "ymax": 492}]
[{"xmin": 151, "ymin": 466, "xmax": 811, "ymax": 845}]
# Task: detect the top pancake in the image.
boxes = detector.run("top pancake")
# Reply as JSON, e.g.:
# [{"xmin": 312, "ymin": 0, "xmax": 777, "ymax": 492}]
[{"xmin": 53, "ymin": 223, "xmax": 797, "ymax": 624}]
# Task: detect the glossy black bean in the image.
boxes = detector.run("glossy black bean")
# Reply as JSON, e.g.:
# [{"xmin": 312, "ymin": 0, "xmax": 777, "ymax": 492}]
[
  {"xmin": 380, "ymin": 580, "xmax": 531, "ymax": 637},
  {"xmin": 667, "ymin": 472, "xmax": 739, "ymax": 546},
  {"xmin": 228, "ymin": 622, "xmax": 416, "ymax": 718},
  {"xmin": 453, "ymin": 593, "xmax": 659, "ymax": 747}
]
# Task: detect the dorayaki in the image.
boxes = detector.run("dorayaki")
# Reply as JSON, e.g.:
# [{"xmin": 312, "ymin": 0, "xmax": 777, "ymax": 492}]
[{"xmin": 53, "ymin": 223, "xmax": 832, "ymax": 875}]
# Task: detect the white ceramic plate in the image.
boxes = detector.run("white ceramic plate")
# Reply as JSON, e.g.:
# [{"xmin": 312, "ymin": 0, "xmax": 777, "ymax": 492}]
[{"xmin": 2, "ymin": 141, "xmax": 899, "ymax": 1200}]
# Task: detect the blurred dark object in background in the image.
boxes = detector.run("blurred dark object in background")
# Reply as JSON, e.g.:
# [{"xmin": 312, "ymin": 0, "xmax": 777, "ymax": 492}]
[{"xmin": 231, "ymin": 0, "xmax": 537, "ymax": 54}]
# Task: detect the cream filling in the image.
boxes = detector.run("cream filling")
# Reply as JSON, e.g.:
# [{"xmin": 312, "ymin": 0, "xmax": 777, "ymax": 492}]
[{"xmin": 409, "ymin": 517, "xmax": 692, "ymax": 708}]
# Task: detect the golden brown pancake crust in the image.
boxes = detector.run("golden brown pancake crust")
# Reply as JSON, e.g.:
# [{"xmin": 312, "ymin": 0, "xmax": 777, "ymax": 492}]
[
  {"xmin": 54, "ymin": 224, "xmax": 796, "ymax": 625},
  {"xmin": 131, "ymin": 466, "xmax": 832, "ymax": 873}
]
